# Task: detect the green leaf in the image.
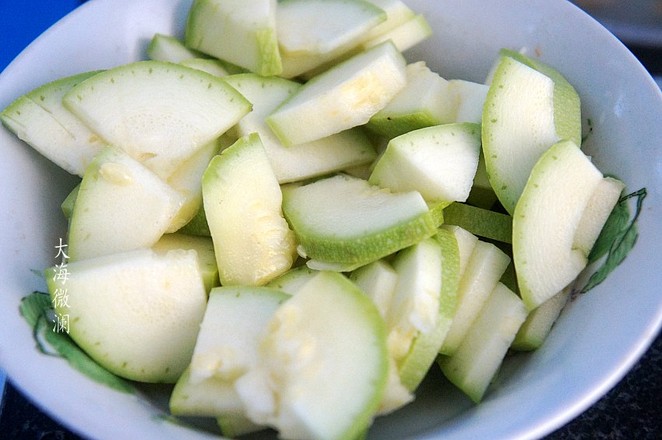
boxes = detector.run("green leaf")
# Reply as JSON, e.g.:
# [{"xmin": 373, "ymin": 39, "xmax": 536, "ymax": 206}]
[
  {"xmin": 19, "ymin": 291, "xmax": 51, "ymax": 327},
  {"xmin": 19, "ymin": 291, "xmax": 134, "ymax": 394},
  {"xmin": 588, "ymin": 193, "xmax": 630, "ymax": 263},
  {"xmin": 581, "ymin": 188, "xmax": 646, "ymax": 293}
]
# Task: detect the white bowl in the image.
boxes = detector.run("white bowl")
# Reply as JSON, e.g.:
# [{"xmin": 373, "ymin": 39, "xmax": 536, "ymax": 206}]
[{"xmin": 0, "ymin": 1, "xmax": 660, "ymax": 439}]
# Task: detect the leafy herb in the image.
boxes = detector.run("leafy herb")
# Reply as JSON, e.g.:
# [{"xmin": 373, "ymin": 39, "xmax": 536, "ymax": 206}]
[
  {"xmin": 580, "ymin": 188, "xmax": 646, "ymax": 293},
  {"xmin": 19, "ymin": 291, "xmax": 135, "ymax": 394}
]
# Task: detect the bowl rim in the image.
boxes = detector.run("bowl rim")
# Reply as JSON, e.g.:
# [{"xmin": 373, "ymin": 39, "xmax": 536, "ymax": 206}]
[{"xmin": 1, "ymin": 1, "xmax": 661, "ymax": 440}]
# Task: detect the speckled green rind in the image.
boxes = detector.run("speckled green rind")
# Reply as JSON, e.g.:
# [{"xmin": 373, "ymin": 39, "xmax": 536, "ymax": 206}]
[
  {"xmin": 263, "ymin": 271, "xmax": 388, "ymax": 440},
  {"xmin": 282, "ymin": 174, "xmax": 437, "ymax": 270},
  {"xmin": 185, "ymin": 0, "xmax": 282, "ymax": 76},
  {"xmin": 438, "ymin": 282, "xmax": 527, "ymax": 403},
  {"xmin": 513, "ymin": 140, "xmax": 603, "ymax": 310},
  {"xmin": 63, "ymin": 60, "xmax": 251, "ymax": 179},
  {"xmin": 501, "ymin": 49, "xmax": 581, "ymax": 147},
  {"xmin": 482, "ymin": 50, "xmax": 581, "ymax": 214},
  {"xmin": 397, "ymin": 228, "xmax": 460, "ymax": 391},
  {"xmin": 442, "ymin": 202, "xmax": 512, "ymax": 244},
  {"xmin": 0, "ymin": 70, "xmax": 105, "ymax": 176}
]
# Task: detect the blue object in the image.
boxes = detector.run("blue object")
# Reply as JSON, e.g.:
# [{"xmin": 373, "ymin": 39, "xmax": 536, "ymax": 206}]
[
  {"xmin": 0, "ymin": 0, "xmax": 83, "ymax": 71},
  {"xmin": 0, "ymin": 0, "xmax": 82, "ymax": 404}
]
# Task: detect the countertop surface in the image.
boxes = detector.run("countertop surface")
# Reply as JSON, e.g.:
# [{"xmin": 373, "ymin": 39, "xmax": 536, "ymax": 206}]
[{"xmin": 0, "ymin": 1, "xmax": 660, "ymax": 439}]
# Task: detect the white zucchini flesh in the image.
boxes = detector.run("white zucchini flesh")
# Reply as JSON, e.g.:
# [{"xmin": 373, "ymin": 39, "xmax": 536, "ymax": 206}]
[
  {"xmin": 179, "ymin": 58, "xmax": 230, "ymax": 77},
  {"xmin": 170, "ymin": 287, "xmax": 288, "ymax": 417},
  {"xmin": 0, "ymin": 71, "xmax": 105, "ymax": 176},
  {"xmin": 46, "ymin": 248, "xmax": 207, "ymax": 383},
  {"xmin": 573, "ymin": 176, "xmax": 625, "ymax": 255},
  {"xmin": 350, "ymin": 259, "xmax": 399, "ymax": 320},
  {"xmin": 276, "ymin": 0, "xmax": 386, "ymax": 56},
  {"xmin": 151, "ymin": 233, "xmax": 219, "ymax": 293},
  {"xmin": 361, "ymin": 0, "xmax": 415, "ymax": 42},
  {"xmin": 282, "ymin": 174, "xmax": 438, "ymax": 271},
  {"xmin": 367, "ymin": 61, "xmax": 454, "ymax": 138},
  {"xmin": 185, "ymin": 0, "xmax": 281, "ymax": 76},
  {"xmin": 360, "ymin": 13, "xmax": 432, "ymax": 52},
  {"xmin": 511, "ymin": 286, "xmax": 571, "ymax": 351},
  {"xmin": 165, "ymin": 138, "xmax": 221, "ymax": 232},
  {"xmin": 369, "ymin": 123, "xmax": 482, "ymax": 203},
  {"xmin": 387, "ymin": 238, "xmax": 443, "ymax": 361},
  {"xmin": 224, "ymin": 73, "xmax": 376, "ymax": 184},
  {"xmin": 63, "ymin": 60, "xmax": 251, "ymax": 179},
  {"xmin": 448, "ymin": 79, "xmax": 489, "ymax": 124},
  {"xmin": 146, "ymin": 33, "xmax": 201, "ymax": 63},
  {"xmin": 482, "ymin": 50, "xmax": 581, "ymax": 214},
  {"xmin": 391, "ymin": 231, "xmax": 459, "ymax": 393},
  {"xmin": 438, "ymin": 282, "xmax": 527, "ymax": 403},
  {"xmin": 266, "ymin": 266, "xmax": 319, "ymax": 295},
  {"xmin": 513, "ymin": 140, "xmax": 607, "ymax": 310},
  {"xmin": 482, "ymin": 56, "xmax": 557, "ymax": 214},
  {"xmin": 235, "ymin": 272, "xmax": 388, "ymax": 440},
  {"xmin": 202, "ymin": 133, "xmax": 297, "ymax": 286},
  {"xmin": 440, "ymin": 240, "xmax": 511, "ymax": 355},
  {"xmin": 67, "ymin": 146, "xmax": 185, "ymax": 261},
  {"xmin": 279, "ymin": 0, "xmax": 415, "ymax": 80},
  {"xmin": 267, "ymin": 41, "xmax": 407, "ymax": 146}
]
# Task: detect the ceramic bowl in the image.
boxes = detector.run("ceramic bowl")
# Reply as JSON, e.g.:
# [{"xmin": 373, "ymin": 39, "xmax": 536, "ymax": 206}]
[{"xmin": 1, "ymin": 0, "xmax": 661, "ymax": 439}]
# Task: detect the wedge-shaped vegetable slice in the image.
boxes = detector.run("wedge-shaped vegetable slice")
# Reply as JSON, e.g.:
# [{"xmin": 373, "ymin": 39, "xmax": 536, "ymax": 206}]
[
  {"xmin": 441, "ymin": 224, "xmax": 479, "ymax": 278},
  {"xmin": 362, "ymin": 0, "xmax": 415, "ymax": 42},
  {"xmin": 166, "ymin": 138, "xmax": 222, "ymax": 232},
  {"xmin": 202, "ymin": 133, "xmax": 297, "ymax": 286},
  {"xmin": 360, "ymin": 13, "xmax": 432, "ymax": 52},
  {"xmin": 170, "ymin": 287, "xmax": 288, "ymax": 417},
  {"xmin": 268, "ymin": 41, "xmax": 407, "ymax": 146},
  {"xmin": 391, "ymin": 232, "xmax": 461, "ymax": 393},
  {"xmin": 179, "ymin": 58, "xmax": 230, "ymax": 77},
  {"xmin": 350, "ymin": 259, "xmax": 398, "ymax": 319},
  {"xmin": 282, "ymin": 174, "xmax": 437, "ymax": 271},
  {"xmin": 440, "ymin": 239, "xmax": 511, "ymax": 355},
  {"xmin": 369, "ymin": 123, "xmax": 481, "ymax": 203},
  {"xmin": 63, "ymin": 60, "xmax": 251, "ymax": 179},
  {"xmin": 235, "ymin": 272, "xmax": 388, "ymax": 440},
  {"xmin": 448, "ymin": 79, "xmax": 489, "ymax": 124},
  {"xmin": 573, "ymin": 176, "xmax": 625, "ymax": 255},
  {"xmin": 152, "ymin": 233, "xmax": 219, "ymax": 292},
  {"xmin": 266, "ymin": 266, "xmax": 319, "ymax": 295},
  {"xmin": 281, "ymin": 0, "xmax": 415, "ymax": 80},
  {"xmin": 399, "ymin": 230, "xmax": 461, "ymax": 390},
  {"xmin": 0, "ymin": 71, "xmax": 105, "ymax": 176},
  {"xmin": 146, "ymin": 33, "xmax": 202, "ymax": 63},
  {"xmin": 46, "ymin": 248, "xmax": 207, "ymax": 383},
  {"xmin": 276, "ymin": 0, "xmax": 386, "ymax": 57},
  {"xmin": 376, "ymin": 239, "xmax": 444, "ymax": 412},
  {"xmin": 438, "ymin": 282, "xmax": 527, "ymax": 403},
  {"xmin": 224, "ymin": 73, "xmax": 376, "ymax": 184},
  {"xmin": 185, "ymin": 0, "xmax": 281, "ymax": 76},
  {"xmin": 513, "ymin": 140, "xmax": 620, "ymax": 310},
  {"xmin": 387, "ymin": 238, "xmax": 443, "ymax": 361},
  {"xmin": 67, "ymin": 146, "xmax": 185, "ymax": 261},
  {"xmin": 482, "ymin": 49, "xmax": 581, "ymax": 214},
  {"xmin": 511, "ymin": 286, "xmax": 571, "ymax": 351},
  {"xmin": 351, "ymin": 259, "xmax": 412, "ymax": 414},
  {"xmin": 367, "ymin": 61, "xmax": 454, "ymax": 138}
]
